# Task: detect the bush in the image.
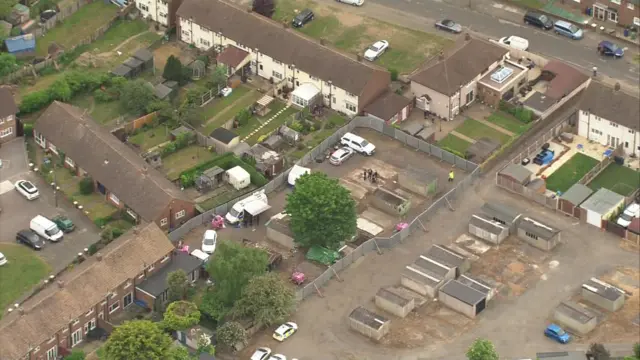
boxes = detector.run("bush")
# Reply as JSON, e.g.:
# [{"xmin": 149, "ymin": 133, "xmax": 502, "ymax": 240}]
[
  {"xmin": 39, "ymin": 66, "xmax": 58, "ymax": 76},
  {"xmin": 93, "ymin": 89, "xmax": 114, "ymax": 103},
  {"xmin": 94, "ymin": 216, "xmax": 112, "ymax": 228},
  {"xmin": 216, "ymin": 321, "xmax": 247, "ymax": 349},
  {"xmin": 23, "ymin": 123, "xmax": 34, "ymax": 138},
  {"xmin": 87, "ymin": 243, "xmax": 98, "ymax": 255},
  {"xmin": 178, "ymin": 153, "xmax": 268, "ymax": 188},
  {"xmin": 19, "ymin": 91, "xmax": 50, "ymax": 114},
  {"xmin": 235, "ymin": 108, "xmax": 252, "ymax": 127},
  {"xmin": 440, "ymin": 146, "xmax": 467, "ymax": 159},
  {"xmin": 388, "ymin": 67, "xmax": 399, "ymax": 81},
  {"xmin": 499, "ymin": 100, "xmax": 534, "ymax": 124},
  {"xmin": 78, "ymin": 176, "xmax": 94, "ymax": 195},
  {"xmin": 100, "ymin": 227, "xmax": 114, "ymax": 243}
]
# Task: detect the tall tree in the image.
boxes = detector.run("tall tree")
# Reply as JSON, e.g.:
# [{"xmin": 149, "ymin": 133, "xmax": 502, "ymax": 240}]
[
  {"xmin": 285, "ymin": 172, "xmax": 357, "ymax": 249},
  {"xmin": 215, "ymin": 321, "xmax": 247, "ymax": 349},
  {"xmin": 207, "ymin": 65, "xmax": 228, "ymax": 91},
  {"xmin": 252, "ymin": 0, "xmax": 275, "ymax": 18},
  {"xmin": 119, "ymin": 79, "xmax": 155, "ymax": 116},
  {"xmin": 466, "ymin": 338, "xmax": 499, "ymax": 360},
  {"xmin": 200, "ymin": 241, "xmax": 268, "ymax": 321},
  {"xmin": 178, "ymin": 103, "xmax": 204, "ymax": 128},
  {"xmin": 48, "ymin": 79, "xmax": 72, "ymax": 102},
  {"xmin": 232, "ymin": 273, "xmax": 295, "ymax": 326},
  {"xmin": 103, "ymin": 320, "xmax": 173, "ymax": 360},
  {"xmin": 167, "ymin": 270, "xmax": 190, "ymax": 303},
  {"xmin": 163, "ymin": 301, "xmax": 201, "ymax": 332},
  {"xmin": 163, "ymin": 55, "xmax": 184, "ymax": 83},
  {"xmin": 588, "ymin": 343, "xmax": 611, "ymax": 360}
]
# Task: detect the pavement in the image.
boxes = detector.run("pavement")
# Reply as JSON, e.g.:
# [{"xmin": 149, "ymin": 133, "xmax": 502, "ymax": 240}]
[{"xmin": 0, "ymin": 138, "xmax": 101, "ymax": 274}]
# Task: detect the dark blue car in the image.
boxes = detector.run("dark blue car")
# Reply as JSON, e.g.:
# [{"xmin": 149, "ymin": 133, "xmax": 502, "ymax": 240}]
[
  {"xmin": 598, "ymin": 40, "xmax": 624, "ymax": 58},
  {"xmin": 544, "ymin": 324, "xmax": 571, "ymax": 344}
]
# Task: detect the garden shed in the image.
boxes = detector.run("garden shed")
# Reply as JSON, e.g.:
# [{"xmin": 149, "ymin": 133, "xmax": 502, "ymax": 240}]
[
  {"xmin": 516, "ymin": 216, "xmax": 561, "ymax": 251},
  {"xmin": 581, "ymin": 278, "xmax": 625, "ymax": 312},
  {"xmin": 498, "ymin": 163, "xmax": 533, "ymax": 186},
  {"xmin": 154, "ymin": 83, "xmax": 175, "ymax": 100},
  {"xmin": 195, "ymin": 166, "xmax": 224, "ymax": 192},
  {"xmin": 4, "ymin": 34, "xmax": 35, "ymax": 56},
  {"xmin": 423, "ymin": 244, "xmax": 470, "ymax": 278},
  {"xmin": 133, "ymin": 48, "xmax": 155, "ymax": 73},
  {"xmin": 348, "ymin": 306, "xmax": 390, "ymax": 341},
  {"xmin": 468, "ymin": 213, "xmax": 509, "ymax": 245},
  {"xmin": 370, "ymin": 187, "xmax": 411, "ymax": 216},
  {"xmin": 579, "ymin": 188, "xmax": 625, "ymax": 228},
  {"xmin": 111, "ymin": 63, "xmax": 134, "ymax": 78},
  {"xmin": 243, "ymin": 144, "xmax": 285, "ymax": 178},
  {"xmin": 279, "ymin": 125, "xmax": 300, "ymax": 143},
  {"xmin": 291, "ymin": 83, "xmax": 321, "ymax": 109},
  {"xmin": 397, "ymin": 167, "xmax": 438, "ymax": 196},
  {"xmin": 415, "ymin": 255, "xmax": 456, "ymax": 281},
  {"xmin": 558, "ymin": 184, "xmax": 593, "ymax": 217},
  {"xmin": 457, "ymin": 274, "xmax": 496, "ymax": 301},
  {"xmin": 553, "ymin": 301, "xmax": 598, "ymax": 335},
  {"xmin": 400, "ymin": 264, "xmax": 446, "ymax": 298},
  {"xmin": 438, "ymin": 279, "xmax": 488, "ymax": 319},
  {"xmin": 123, "ymin": 56, "xmax": 144, "ymax": 77},
  {"xmin": 266, "ymin": 213, "xmax": 295, "ymax": 249},
  {"xmin": 375, "ymin": 287, "xmax": 415, "ymax": 318},
  {"xmin": 480, "ymin": 201, "xmax": 522, "ymax": 234},
  {"xmin": 209, "ymin": 127, "xmax": 240, "ymax": 153},
  {"xmin": 189, "ymin": 59, "xmax": 206, "ymax": 79}
]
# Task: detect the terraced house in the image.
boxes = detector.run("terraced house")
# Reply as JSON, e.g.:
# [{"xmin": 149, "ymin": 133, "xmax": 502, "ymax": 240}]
[
  {"xmin": 0, "ymin": 87, "xmax": 18, "ymax": 144},
  {"xmin": 176, "ymin": 0, "xmax": 391, "ymax": 116},
  {"xmin": 33, "ymin": 101, "xmax": 195, "ymax": 230},
  {"xmin": 0, "ymin": 223, "xmax": 201, "ymax": 360}
]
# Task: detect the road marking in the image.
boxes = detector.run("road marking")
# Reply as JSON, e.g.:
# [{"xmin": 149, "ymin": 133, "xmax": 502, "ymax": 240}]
[{"xmin": 0, "ymin": 180, "xmax": 14, "ymax": 196}]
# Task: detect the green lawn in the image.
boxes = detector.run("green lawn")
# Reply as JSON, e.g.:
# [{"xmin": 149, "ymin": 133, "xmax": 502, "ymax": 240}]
[
  {"xmin": 437, "ymin": 133, "xmax": 473, "ymax": 155},
  {"xmin": 455, "ymin": 118, "xmax": 512, "ymax": 144},
  {"xmin": 128, "ymin": 126, "xmax": 172, "ymax": 152},
  {"xmin": 162, "ymin": 145, "xmax": 219, "ymax": 181},
  {"xmin": 486, "ymin": 111, "xmax": 532, "ymax": 135},
  {"xmin": 201, "ymin": 86, "xmax": 251, "ymax": 121},
  {"xmin": 244, "ymin": 106, "xmax": 299, "ymax": 145},
  {"xmin": 545, "ymin": 153, "xmax": 599, "ymax": 193},
  {"xmin": 87, "ymin": 19, "xmax": 149, "ymax": 53},
  {"xmin": 68, "ymin": 95, "xmax": 132, "ymax": 125},
  {"xmin": 0, "ymin": 244, "xmax": 51, "ymax": 320},
  {"xmin": 202, "ymin": 88, "xmax": 261, "ymax": 135},
  {"xmin": 588, "ymin": 164, "xmax": 640, "ymax": 196},
  {"xmin": 36, "ymin": 1, "xmax": 120, "ymax": 56},
  {"xmin": 51, "ymin": 167, "xmax": 118, "ymax": 221}
]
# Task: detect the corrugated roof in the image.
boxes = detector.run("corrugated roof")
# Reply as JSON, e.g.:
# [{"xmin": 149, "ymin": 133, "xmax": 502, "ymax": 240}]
[
  {"xmin": 481, "ymin": 201, "xmax": 521, "ymax": 221},
  {"xmin": 424, "ymin": 245, "xmax": 467, "ymax": 269},
  {"xmin": 376, "ymin": 287, "xmax": 412, "ymax": 306},
  {"xmin": 579, "ymin": 187, "xmax": 625, "ymax": 215},
  {"xmin": 349, "ymin": 306, "xmax": 388, "ymax": 330},
  {"xmin": 560, "ymin": 183, "xmax": 593, "ymax": 205},
  {"xmin": 469, "ymin": 214, "xmax": 506, "ymax": 235},
  {"xmin": 582, "ymin": 278, "xmax": 624, "ymax": 302}
]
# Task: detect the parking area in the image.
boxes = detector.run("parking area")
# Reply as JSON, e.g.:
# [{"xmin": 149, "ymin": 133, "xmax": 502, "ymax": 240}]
[{"xmin": 0, "ymin": 139, "xmax": 100, "ymax": 274}]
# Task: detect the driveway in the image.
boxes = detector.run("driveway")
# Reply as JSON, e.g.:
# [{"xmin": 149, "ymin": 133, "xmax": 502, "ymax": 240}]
[{"xmin": 0, "ymin": 139, "xmax": 101, "ymax": 274}]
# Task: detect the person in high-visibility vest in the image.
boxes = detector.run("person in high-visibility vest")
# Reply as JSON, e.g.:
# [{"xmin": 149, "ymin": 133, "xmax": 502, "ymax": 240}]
[{"xmin": 448, "ymin": 169, "xmax": 455, "ymax": 182}]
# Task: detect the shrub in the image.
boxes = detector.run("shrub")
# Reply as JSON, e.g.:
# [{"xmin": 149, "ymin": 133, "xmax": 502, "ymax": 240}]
[
  {"xmin": 440, "ymin": 146, "xmax": 467, "ymax": 159},
  {"xmin": 87, "ymin": 243, "xmax": 98, "ymax": 255},
  {"xmin": 94, "ymin": 216, "xmax": 111, "ymax": 228},
  {"xmin": 178, "ymin": 153, "xmax": 268, "ymax": 188},
  {"xmin": 19, "ymin": 91, "xmax": 50, "ymax": 114},
  {"xmin": 235, "ymin": 108, "xmax": 252, "ymax": 127},
  {"xmin": 23, "ymin": 123, "xmax": 34, "ymax": 138},
  {"xmin": 100, "ymin": 227, "xmax": 114, "ymax": 243},
  {"xmin": 78, "ymin": 176, "xmax": 94, "ymax": 195},
  {"xmin": 388, "ymin": 67, "xmax": 399, "ymax": 81},
  {"xmin": 112, "ymin": 227, "xmax": 125, "ymax": 238},
  {"xmin": 38, "ymin": 66, "xmax": 58, "ymax": 76},
  {"xmin": 93, "ymin": 89, "xmax": 114, "ymax": 103}
]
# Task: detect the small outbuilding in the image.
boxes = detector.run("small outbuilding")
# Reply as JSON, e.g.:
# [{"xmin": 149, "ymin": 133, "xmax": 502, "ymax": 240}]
[
  {"xmin": 348, "ymin": 306, "xmax": 391, "ymax": 341},
  {"xmin": 553, "ymin": 301, "xmax": 598, "ymax": 335},
  {"xmin": 243, "ymin": 144, "xmax": 285, "ymax": 178},
  {"xmin": 375, "ymin": 287, "xmax": 415, "ymax": 318},
  {"xmin": 170, "ymin": 126, "xmax": 194, "ymax": 141},
  {"xmin": 457, "ymin": 274, "xmax": 496, "ymax": 301},
  {"xmin": 133, "ymin": 48, "xmax": 155, "ymax": 72},
  {"xmin": 468, "ymin": 214, "xmax": 509, "ymax": 245},
  {"xmin": 467, "ymin": 138, "xmax": 501, "ymax": 164},
  {"xmin": 4, "ymin": 34, "xmax": 36, "ymax": 56},
  {"xmin": 516, "ymin": 216, "xmax": 561, "ymax": 251},
  {"xmin": 111, "ymin": 63, "xmax": 135, "ymax": 78},
  {"xmin": 209, "ymin": 127, "xmax": 240, "ymax": 153},
  {"xmin": 123, "ymin": 56, "xmax": 144, "ymax": 77},
  {"xmin": 423, "ymin": 244, "xmax": 470, "ymax": 278},
  {"xmin": 400, "ymin": 264, "xmax": 446, "ymax": 298},
  {"xmin": 291, "ymin": 83, "xmax": 321, "ymax": 109},
  {"xmin": 370, "ymin": 187, "xmax": 411, "ymax": 216},
  {"xmin": 397, "ymin": 167, "xmax": 438, "ymax": 196},
  {"xmin": 438, "ymin": 279, "xmax": 488, "ymax": 319},
  {"xmin": 498, "ymin": 163, "xmax": 533, "ymax": 186},
  {"xmin": 154, "ymin": 83, "xmax": 176, "ymax": 100},
  {"xmin": 579, "ymin": 188, "xmax": 625, "ymax": 228},
  {"xmin": 415, "ymin": 255, "xmax": 456, "ymax": 281},
  {"xmin": 480, "ymin": 201, "xmax": 522, "ymax": 234},
  {"xmin": 278, "ymin": 125, "xmax": 300, "ymax": 144},
  {"xmin": 581, "ymin": 278, "xmax": 626, "ymax": 312},
  {"xmin": 363, "ymin": 90, "xmax": 413, "ymax": 125},
  {"xmin": 225, "ymin": 166, "xmax": 250, "ymax": 190},
  {"xmin": 254, "ymin": 95, "xmax": 275, "ymax": 117},
  {"xmin": 559, "ymin": 184, "xmax": 594, "ymax": 217},
  {"xmin": 195, "ymin": 166, "xmax": 225, "ymax": 192}
]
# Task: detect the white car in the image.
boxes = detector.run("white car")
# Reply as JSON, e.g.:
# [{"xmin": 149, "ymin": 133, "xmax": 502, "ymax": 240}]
[
  {"xmin": 340, "ymin": 132, "xmax": 375, "ymax": 156},
  {"xmin": 617, "ymin": 203, "xmax": 639, "ymax": 228},
  {"xmin": 272, "ymin": 322, "xmax": 298, "ymax": 342},
  {"xmin": 250, "ymin": 347, "xmax": 272, "ymax": 360},
  {"xmin": 330, "ymin": 147, "xmax": 354, "ymax": 166},
  {"xmin": 15, "ymin": 180, "xmax": 40, "ymax": 200},
  {"xmin": 336, "ymin": 0, "xmax": 364, "ymax": 5},
  {"xmin": 220, "ymin": 87, "xmax": 232, "ymax": 97},
  {"xmin": 268, "ymin": 355, "xmax": 287, "ymax": 360},
  {"xmin": 201, "ymin": 230, "xmax": 217, "ymax": 254},
  {"xmin": 0, "ymin": 252, "xmax": 7, "ymax": 266},
  {"xmin": 498, "ymin": 35, "xmax": 529, "ymax": 51},
  {"xmin": 364, "ymin": 40, "xmax": 389, "ymax": 61}
]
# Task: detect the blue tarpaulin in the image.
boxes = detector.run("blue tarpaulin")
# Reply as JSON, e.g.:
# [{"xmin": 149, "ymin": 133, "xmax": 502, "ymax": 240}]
[{"xmin": 4, "ymin": 34, "xmax": 36, "ymax": 54}]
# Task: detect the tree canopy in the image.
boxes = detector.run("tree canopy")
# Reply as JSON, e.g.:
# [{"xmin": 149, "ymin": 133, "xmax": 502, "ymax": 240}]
[
  {"xmin": 216, "ymin": 321, "xmax": 247, "ymax": 349},
  {"xmin": 48, "ymin": 79, "xmax": 73, "ymax": 102},
  {"xmin": 0, "ymin": 52, "xmax": 16, "ymax": 78},
  {"xmin": 252, "ymin": 0, "xmax": 275, "ymax": 18},
  {"xmin": 163, "ymin": 55, "xmax": 184, "ymax": 83},
  {"xmin": 103, "ymin": 320, "xmax": 173, "ymax": 360},
  {"xmin": 63, "ymin": 350, "xmax": 86, "ymax": 360},
  {"xmin": 466, "ymin": 338, "xmax": 499, "ymax": 360},
  {"xmin": 285, "ymin": 172, "xmax": 357, "ymax": 249},
  {"xmin": 232, "ymin": 272, "xmax": 295, "ymax": 326},
  {"xmin": 206, "ymin": 65, "xmax": 228, "ymax": 91},
  {"xmin": 200, "ymin": 241, "xmax": 268, "ymax": 321},
  {"xmin": 167, "ymin": 270, "xmax": 190, "ymax": 303},
  {"xmin": 0, "ymin": 0, "xmax": 18, "ymax": 19},
  {"xmin": 163, "ymin": 301, "xmax": 201, "ymax": 332},
  {"xmin": 589, "ymin": 343, "xmax": 611, "ymax": 360},
  {"xmin": 119, "ymin": 79, "xmax": 155, "ymax": 116}
]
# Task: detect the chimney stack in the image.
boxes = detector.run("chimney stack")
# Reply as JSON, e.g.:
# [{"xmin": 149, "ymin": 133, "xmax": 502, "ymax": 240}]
[
  {"xmin": 614, "ymin": 82, "xmax": 621, "ymax": 91},
  {"xmin": 57, "ymin": 280, "xmax": 65, "ymax": 289},
  {"xmin": 18, "ymin": 308, "xmax": 25, "ymax": 316},
  {"xmin": 96, "ymin": 253, "xmax": 103, "ymax": 261}
]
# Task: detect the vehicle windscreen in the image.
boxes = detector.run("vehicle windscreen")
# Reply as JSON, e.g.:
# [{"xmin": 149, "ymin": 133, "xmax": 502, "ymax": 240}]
[
  {"xmin": 540, "ymin": 15, "xmax": 549, "ymax": 23},
  {"xmin": 229, "ymin": 206, "xmax": 242, "ymax": 218},
  {"xmin": 608, "ymin": 43, "xmax": 619, "ymax": 51},
  {"xmin": 556, "ymin": 329, "xmax": 566, "ymax": 336},
  {"xmin": 569, "ymin": 24, "xmax": 579, "ymax": 33},
  {"xmin": 46, "ymin": 226, "xmax": 61, "ymax": 237},
  {"xmin": 22, "ymin": 182, "xmax": 37, "ymax": 193},
  {"xmin": 358, "ymin": 140, "xmax": 370, "ymax": 147},
  {"xmin": 620, "ymin": 213, "xmax": 632, "ymax": 221},
  {"xmin": 369, "ymin": 44, "xmax": 380, "ymax": 51},
  {"xmin": 204, "ymin": 238, "xmax": 215, "ymax": 246}
]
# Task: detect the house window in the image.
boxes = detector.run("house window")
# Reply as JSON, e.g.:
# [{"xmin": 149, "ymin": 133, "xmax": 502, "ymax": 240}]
[
  {"xmin": 199, "ymin": 39, "xmax": 210, "ymax": 47},
  {"xmin": 630, "ymin": 129, "xmax": 635, "ymax": 134},
  {"xmin": 162, "ymin": 255, "xmax": 170, "ymax": 262},
  {"xmin": 49, "ymin": 336, "xmax": 56, "ymax": 344},
  {"xmin": 582, "ymin": 110, "xmax": 589, "ymax": 116},
  {"xmin": 85, "ymin": 309, "xmax": 94, "ymax": 317},
  {"xmin": 46, "ymin": 346, "xmax": 57, "ymax": 360},
  {"xmin": 492, "ymin": 217, "xmax": 506, "ymax": 225},
  {"xmin": 109, "ymin": 301, "xmax": 120, "ymax": 314},
  {"xmin": 272, "ymin": 71, "xmax": 283, "ymax": 80},
  {"xmin": 189, "ymin": 271, "xmax": 196, "ymax": 282},
  {"xmin": 126, "ymin": 209, "xmax": 137, "ymax": 221},
  {"xmin": 159, "ymin": 12, "xmax": 167, "ymax": 18},
  {"xmin": 525, "ymin": 231, "xmax": 539, "ymax": 240},
  {"xmin": 346, "ymin": 92, "xmax": 356, "ymax": 97},
  {"xmin": 259, "ymin": 64, "xmax": 263, "ymax": 70},
  {"xmin": 71, "ymin": 329, "xmax": 82, "ymax": 347},
  {"xmin": 123, "ymin": 293, "xmax": 133, "ymax": 308},
  {"xmin": 160, "ymin": 218, "xmax": 168, "ymax": 226},
  {"xmin": 138, "ymin": 3, "xmax": 148, "ymax": 11},
  {"xmin": 0, "ymin": 127, "xmax": 13, "ymax": 138},
  {"xmin": 345, "ymin": 102, "xmax": 357, "ymax": 113},
  {"xmin": 635, "ymin": 17, "xmax": 640, "ymax": 26},
  {"xmin": 625, "ymin": 141, "xmax": 629, "ymax": 148},
  {"xmin": 628, "ymin": 2, "xmax": 635, "ymax": 9},
  {"xmin": 99, "ymin": 312, "xmax": 104, "ymax": 319},
  {"xmin": 124, "ymin": 280, "xmax": 132, "ymax": 289},
  {"xmin": 175, "ymin": 210, "xmax": 186, "ymax": 219},
  {"xmin": 610, "ymin": 121, "xmax": 618, "ymax": 128},
  {"xmin": 84, "ymin": 322, "xmax": 90, "ymax": 335},
  {"xmin": 72, "ymin": 319, "xmax": 80, "ymax": 326},
  {"xmin": 182, "ymin": 30, "xmax": 190, "ymax": 36},
  {"xmin": 65, "ymin": 156, "xmax": 75, "ymax": 167},
  {"xmin": 273, "ymin": 59, "xmax": 282, "ymax": 65},
  {"xmin": 148, "ymin": 264, "xmax": 155, "ymax": 272},
  {"xmin": 109, "ymin": 193, "xmax": 120, "ymax": 205},
  {"xmin": 89, "ymin": 318, "xmax": 96, "ymax": 330}
]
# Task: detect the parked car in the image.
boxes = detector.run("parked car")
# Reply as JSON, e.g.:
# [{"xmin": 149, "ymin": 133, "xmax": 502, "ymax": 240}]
[
  {"xmin": 292, "ymin": 8, "xmax": 314, "ymax": 28},
  {"xmin": 52, "ymin": 214, "xmax": 75, "ymax": 233},
  {"xmin": 220, "ymin": 87, "xmax": 232, "ymax": 97},
  {"xmin": 0, "ymin": 252, "xmax": 6, "ymax": 266},
  {"xmin": 435, "ymin": 19, "xmax": 462, "ymax": 34},
  {"xmin": 39, "ymin": 9, "xmax": 56, "ymax": 22},
  {"xmin": 554, "ymin": 20, "xmax": 583, "ymax": 40},
  {"xmin": 225, "ymin": 190, "xmax": 268, "ymax": 224},
  {"xmin": 15, "ymin": 180, "xmax": 40, "ymax": 200},
  {"xmin": 598, "ymin": 40, "xmax": 624, "ymax": 58},
  {"xmin": 16, "ymin": 229, "xmax": 45, "ymax": 250},
  {"xmin": 272, "ymin": 322, "xmax": 298, "ymax": 342},
  {"xmin": 330, "ymin": 147, "xmax": 355, "ymax": 165},
  {"xmin": 336, "ymin": 0, "xmax": 364, "ymax": 5},
  {"xmin": 498, "ymin": 36, "xmax": 529, "ymax": 51},
  {"xmin": 340, "ymin": 132, "xmax": 376, "ymax": 155},
  {"xmin": 268, "ymin": 355, "xmax": 287, "ymax": 360},
  {"xmin": 30, "ymin": 215, "xmax": 63, "ymax": 242},
  {"xmin": 544, "ymin": 324, "xmax": 571, "ymax": 344},
  {"xmin": 617, "ymin": 203, "xmax": 639, "ymax": 227},
  {"xmin": 201, "ymin": 230, "xmax": 217, "ymax": 254},
  {"xmin": 250, "ymin": 347, "xmax": 272, "ymax": 360},
  {"xmin": 523, "ymin": 11, "xmax": 553, "ymax": 30},
  {"xmin": 364, "ymin": 40, "xmax": 389, "ymax": 61}
]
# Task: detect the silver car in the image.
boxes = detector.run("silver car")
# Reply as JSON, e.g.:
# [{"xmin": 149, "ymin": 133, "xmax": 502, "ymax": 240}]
[
  {"xmin": 330, "ymin": 147, "xmax": 354, "ymax": 165},
  {"xmin": 435, "ymin": 19, "xmax": 462, "ymax": 34}
]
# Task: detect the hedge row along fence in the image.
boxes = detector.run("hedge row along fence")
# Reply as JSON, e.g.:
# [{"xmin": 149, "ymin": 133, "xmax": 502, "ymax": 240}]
[{"xmin": 179, "ymin": 152, "xmax": 268, "ymax": 188}]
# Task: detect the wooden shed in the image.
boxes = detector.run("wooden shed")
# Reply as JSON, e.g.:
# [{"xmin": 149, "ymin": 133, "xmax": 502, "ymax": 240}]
[
  {"xmin": 480, "ymin": 201, "xmax": 522, "ymax": 234},
  {"xmin": 559, "ymin": 184, "xmax": 593, "ymax": 217},
  {"xmin": 348, "ymin": 306, "xmax": 390, "ymax": 341},
  {"xmin": 438, "ymin": 279, "xmax": 488, "ymax": 319},
  {"xmin": 553, "ymin": 301, "xmax": 598, "ymax": 335},
  {"xmin": 516, "ymin": 216, "xmax": 561, "ymax": 251},
  {"xmin": 581, "ymin": 278, "xmax": 626, "ymax": 312},
  {"xmin": 468, "ymin": 214, "xmax": 509, "ymax": 245},
  {"xmin": 374, "ymin": 287, "xmax": 415, "ymax": 318},
  {"xmin": 423, "ymin": 244, "xmax": 470, "ymax": 278}
]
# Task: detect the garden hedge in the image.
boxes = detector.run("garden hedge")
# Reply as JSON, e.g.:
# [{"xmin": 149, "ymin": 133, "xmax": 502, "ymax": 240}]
[{"xmin": 179, "ymin": 153, "xmax": 268, "ymax": 188}]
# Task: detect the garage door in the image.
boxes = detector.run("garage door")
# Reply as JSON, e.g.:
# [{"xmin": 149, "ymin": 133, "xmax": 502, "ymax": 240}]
[{"xmin": 586, "ymin": 210, "xmax": 601, "ymax": 227}]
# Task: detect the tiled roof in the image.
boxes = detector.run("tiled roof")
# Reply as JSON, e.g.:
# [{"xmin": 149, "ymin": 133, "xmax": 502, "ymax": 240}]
[
  {"xmin": 0, "ymin": 87, "xmax": 17, "ymax": 117},
  {"xmin": 579, "ymin": 80, "xmax": 640, "ymax": 131}
]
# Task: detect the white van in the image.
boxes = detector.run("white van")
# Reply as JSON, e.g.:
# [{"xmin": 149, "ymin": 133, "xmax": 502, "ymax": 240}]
[
  {"xmin": 340, "ymin": 132, "xmax": 376, "ymax": 155},
  {"xmin": 498, "ymin": 36, "xmax": 529, "ymax": 51},
  {"xmin": 30, "ymin": 215, "xmax": 63, "ymax": 242},
  {"xmin": 288, "ymin": 165, "xmax": 311, "ymax": 186},
  {"xmin": 225, "ymin": 190, "xmax": 268, "ymax": 224}
]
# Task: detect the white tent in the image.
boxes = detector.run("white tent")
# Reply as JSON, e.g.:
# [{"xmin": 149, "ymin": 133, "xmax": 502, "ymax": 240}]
[
  {"xmin": 288, "ymin": 164, "xmax": 310, "ymax": 186},
  {"xmin": 226, "ymin": 166, "xmax": 251, "ymax": 190},
  {"xmin": 291, "ymin": 83, "xmax": 320, "ymax": 108}
]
